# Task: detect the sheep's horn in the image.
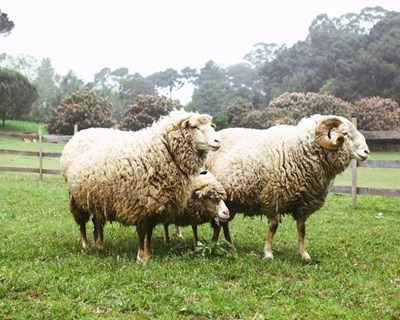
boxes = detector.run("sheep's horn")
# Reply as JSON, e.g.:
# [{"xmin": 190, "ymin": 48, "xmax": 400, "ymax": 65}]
[{"xmin": 315, "ymin": 117, "xmax": 345, "ymax": 150}]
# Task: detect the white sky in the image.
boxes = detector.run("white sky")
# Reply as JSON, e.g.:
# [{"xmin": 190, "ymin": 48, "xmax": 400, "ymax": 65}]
[{"xmin": 1, "ymin": 1, "xmax": 400, "ymax": 103}]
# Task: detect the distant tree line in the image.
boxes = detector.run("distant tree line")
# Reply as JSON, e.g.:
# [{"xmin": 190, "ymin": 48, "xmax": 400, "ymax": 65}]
[{"xmin": 1, "ymin": 6, "xmax": 399, "ymax": 133}]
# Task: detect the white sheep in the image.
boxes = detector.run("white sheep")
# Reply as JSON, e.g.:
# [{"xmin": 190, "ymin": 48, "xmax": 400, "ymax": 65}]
[
  {"xmin": 61, "ymin": 110, "xmax": 221, "ymax": 261},
  {"xmin": 205, "ymin": 115, "xmax": 370, "ymax": 262},
  {"xmin": 163, "ymin": 170, "xmax": 229, "ymax": 249}
]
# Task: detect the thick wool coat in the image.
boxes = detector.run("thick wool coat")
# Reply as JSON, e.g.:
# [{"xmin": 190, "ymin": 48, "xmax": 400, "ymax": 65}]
[{"xmin": 62, "ymin": 111, "xmax": 212, "ymax": 227}]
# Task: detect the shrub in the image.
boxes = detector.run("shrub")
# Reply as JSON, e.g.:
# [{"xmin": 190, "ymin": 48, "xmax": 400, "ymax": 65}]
[
  {"xmin": 46, "ymin": 89, "xmax": 115, "ymax": 135},
  {"xmin": 269, "ymin": 92, "xmax": 352, "ymax": 122},
  {"xmin": 119, "ymin": 95, "xmax": 181, "ymax": 131},
  {"xmin": 243, "ymin": 107, "xmax": 296, "ymax": 129},
  {"xmin": 223, "ymin": 99, "xmax": 253, "ymax": 127},
  {"xmin": 351, "ymin": 97, "xmax": 400, "ymax": 131}
]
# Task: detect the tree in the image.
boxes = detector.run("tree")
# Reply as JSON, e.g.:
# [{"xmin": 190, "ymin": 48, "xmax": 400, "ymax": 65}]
[
  {"xmin": 244, "ymin": 42, "xmax": 283, "ymax": 69},
  {"xmin": 46, "ymin": 89, "xmax": 115, "ymax": 135},
  {"xmin": 186, "ymin": 80, "xmax": 233, "ymax": 114},
  {"xmin": 195, "ymin": 60, "xmax": 226, "ymax": 85},
  {"xmin": 119, "ymin": 73, "xmax": 155, "ymax": 103},
  {"xmin": 0, "ymin": 68, "xmax": 38, "ymax": 126},
  {"xmin": 0, "ymin": 10, "xmax": 14, "ymax": 35},
  {"xmin": 119, "ymin": 95, "xmax": 180, "ymax": 131},
  {"xmin": 147, "ymin": 68, "xmax": 183, "ymax": 98},
  {"xmin": 180, "ymin": 66, "xmax": 198, "ymax": 85},
  {"xmin": 56, "ymin": 71, "xmax": 85, "ymax": 99},
  {"xmin": 30, "ymin": 58, "xmax": 58, "ymax": 122}
]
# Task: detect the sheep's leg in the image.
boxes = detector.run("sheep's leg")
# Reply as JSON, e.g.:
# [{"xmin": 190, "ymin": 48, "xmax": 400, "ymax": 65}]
[
  {"xmin": 79, "ymin": 223, "xmax": 89, "ymax": 250},
  {"xmin": 136, "ymin": 222, "xmax": 154, "ymax": 261},
  {"xmin": 211, "ymin": 220, "xmax": 221, "ymax": 242},
  {"xmin": 70, "ymin": 196, "xmax": 89, "ymax": 250},
  {"xmin": 297, "ymin": 218, "xmax": 311, "ymax": 263},
  {"xmin": 221, "ymin": 222, "xmax": 236, "ymax": 251},
  {"xmin": 163, "ymin": 224, "xmax": 170, "ymax": 245},
  {"xmin": 136, "ymin": 224, "xmax": 148, "ymax": 261},
  {"xmin": 191, "ymin": 225, "xmax": 199, "ymax": 250},
  {"xmin": 144, "ymin": 225, "xmax": 154, "ymax": 259},
  {"xmin": 92, "ymin": 217, "xmax": 104, "ymax": 249},
  {"xmin": 264, "ymin": 217, "xmax": 279, "ymax": 260},
  {"xmin": 175, "ymin": 225, "xmax": 183, "ymax": 239}
]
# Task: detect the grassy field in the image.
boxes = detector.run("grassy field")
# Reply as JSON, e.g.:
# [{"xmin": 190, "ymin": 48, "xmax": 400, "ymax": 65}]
[
  {"xmin": 334, "ymin": 151, "xmax": 400, "ymax": 189},
  {"xmin": 1, "ymin": 120, "xmax": 399, "ymax": 318},
  {"xmin": 0, "ymin": 119, "xmax": 48, "ymax": 134},
  {"xmin": 0, "ymin": 172, "xmax": 399, "ymax": 319}
]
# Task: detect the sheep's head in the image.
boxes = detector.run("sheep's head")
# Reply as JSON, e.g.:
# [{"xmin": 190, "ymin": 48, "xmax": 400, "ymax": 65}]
[
  {"xmin": 191, "ymin": 170, "xmax": 230, "ymax": 222},
  {"xmin": 181, "ymin": 114, "xmax": 221, "ymax": 151},
  {"xmin": 315, "ymin": 116, "xmax": 370, "ymax": 161}
]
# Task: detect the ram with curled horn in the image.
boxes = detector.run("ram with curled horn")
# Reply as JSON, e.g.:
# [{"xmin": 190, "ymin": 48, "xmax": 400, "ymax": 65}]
[
  {"xmin": 205, "ymin": 114, "xmax": 370, "ymax": 263},
  {"xmin": 315, "ymin": 117, "xmax": 346, "ymax": 150}
]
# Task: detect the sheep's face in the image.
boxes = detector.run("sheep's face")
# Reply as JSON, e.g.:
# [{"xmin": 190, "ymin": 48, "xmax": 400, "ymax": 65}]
[
  {"xmin": 182, "ymin": 115, "xmax": 221, "ymax": 151},
  {"xmin": 331, "ymin": 118, "xmax": 370, "ymax": 161},
  {"xmin": 193, "ymin": 191, "xmax": 230, "ymax": 222},
  {"xmin": 192, "ymin": 171, "xmax": 230, "ymax": 222}
]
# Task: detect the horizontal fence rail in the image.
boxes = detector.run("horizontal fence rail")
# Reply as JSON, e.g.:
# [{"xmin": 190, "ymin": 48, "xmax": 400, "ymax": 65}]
[
  {"xmin": 0, "ymin": 149, "xmax": 61, "ymax": 158},
  {"xmin": 0, "ymin": 128, "xmax": 71, "ymax": 180},
  {"xmin": 0, "ymin": 126, "xmax": 399, "ymax": 205}
]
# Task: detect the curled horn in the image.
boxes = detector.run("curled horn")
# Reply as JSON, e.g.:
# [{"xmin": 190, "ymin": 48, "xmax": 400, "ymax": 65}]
[{"xmin": 315, "ymin": 117, "xmax": 345, "ymax": 150}]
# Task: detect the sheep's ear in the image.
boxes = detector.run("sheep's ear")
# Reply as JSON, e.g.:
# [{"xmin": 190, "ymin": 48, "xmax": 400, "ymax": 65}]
[{"xmin": 181, "ymin": 119, "xmax": 191, "ymax": 129}]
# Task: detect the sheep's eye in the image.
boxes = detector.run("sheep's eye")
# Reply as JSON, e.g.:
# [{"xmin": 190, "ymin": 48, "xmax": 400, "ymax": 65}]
[
  {"xmin": 342, "ymin": 132, "xmax": 349, "ymax": 137},
  {"xmin": 211, "ymin": 123, "xmax": 216, "ymax": 129},
  {"xmin": 191, "ymin": 126, "xmax": 199, "ymax": 130}
]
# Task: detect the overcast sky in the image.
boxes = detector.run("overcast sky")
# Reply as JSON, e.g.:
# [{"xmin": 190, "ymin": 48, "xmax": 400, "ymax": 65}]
[{"xmin": 2, "ymin": 1, "xmax": 400, "ymax": 102}]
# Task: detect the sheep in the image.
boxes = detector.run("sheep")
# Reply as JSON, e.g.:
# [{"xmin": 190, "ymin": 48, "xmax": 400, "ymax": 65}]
[
  {"xmin": 61, "ymin": 110, "xmax": 222, "ymax": 261},
  {"xmin": 205, "ymin": 115, "xmax": 370, "ymax": 263},
  {"xmin": 163, "ymin": 170, "xmax": 229, "ymax": 249}
]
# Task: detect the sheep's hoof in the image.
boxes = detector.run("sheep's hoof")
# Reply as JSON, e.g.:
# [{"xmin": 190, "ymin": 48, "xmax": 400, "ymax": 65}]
[
  {"xmin": 175, "ymin": 234, "xmax": 184, "ymax": 240},
  {"xmin": 301, "ymin": 252, "xmax": 311, "ymax": 264},
  {"xmin": 263, "ymin": 252, "xmax": 274, "ymax": 260},
  {"xmin": 136, "ymin": 251, "xmax": 151, "ymax": 262}
]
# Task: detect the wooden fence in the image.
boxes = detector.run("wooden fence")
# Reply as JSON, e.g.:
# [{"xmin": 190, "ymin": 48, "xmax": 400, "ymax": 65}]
[
  {"xmin": 330, "ymin": 125, "xmax": 400, "ymax": 207},
  {"xmin": 0, "ymin": 128, "xmax": 74, "ymax": 180},
  {"xmin": 0, "ymin": 127, "xmax": 399, "ymax": 207}
]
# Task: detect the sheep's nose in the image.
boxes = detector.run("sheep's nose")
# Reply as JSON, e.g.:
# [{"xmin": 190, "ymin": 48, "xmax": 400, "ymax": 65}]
[{"xmin": 364, "ymin": 148, "xmax": 370, "ymax": 155}]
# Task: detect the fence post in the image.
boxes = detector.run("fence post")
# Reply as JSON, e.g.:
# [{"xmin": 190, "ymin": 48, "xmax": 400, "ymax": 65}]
[
  {"xmin": 351, "ymin": 118, "xmax": 358, "ymax": 208},
  {"xmin": 74, "ymin": 124, "xmax": 78, "ymax": 134},
  {"xmin": 38, "ymin": 128, "xmax": 43, "ymax": 181}
]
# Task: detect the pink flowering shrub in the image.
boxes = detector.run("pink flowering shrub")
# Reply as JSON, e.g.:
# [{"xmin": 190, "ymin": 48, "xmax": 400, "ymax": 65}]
[
  {"xmin": 46, "ymin": 89, "xmax": 115, "ymax": 135},
  {"xmin": 351, "ymin": 97, "xmax": 400, "ymax": 131}
]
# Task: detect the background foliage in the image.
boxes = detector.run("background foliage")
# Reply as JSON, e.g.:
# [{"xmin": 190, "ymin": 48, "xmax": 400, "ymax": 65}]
[
  {"xmin": 1, "ymin": 6, "xmax": 400, "ymax": 131},
  {"xmin": 46, "ymin": 89, "xmax": 115, "ymax": 135},
  {"xmin": 119, "ymin": 95, "xmax": 181, "ymax": 131}
]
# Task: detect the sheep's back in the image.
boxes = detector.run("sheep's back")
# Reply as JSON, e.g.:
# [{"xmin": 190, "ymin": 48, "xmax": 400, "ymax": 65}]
[
  {"xmin": 67, "ymin": 131, "xmax": 193, "ymax": 226},
  {"xmin": 206, "ymin": 126, "xmax": 332, "ymax": 218}
]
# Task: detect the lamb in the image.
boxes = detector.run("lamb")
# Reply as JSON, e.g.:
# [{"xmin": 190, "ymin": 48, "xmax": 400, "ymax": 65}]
[
  {"xmin": 205, "ymin": 115, "xmax": 370, "ymax": 262},
  {"xmin": 61, "ymin": 110, "xmax": 222, "ymax": 261},
  {"xmin": 163, "ymin": 170, "xmax": 229, "ymax": 249}
]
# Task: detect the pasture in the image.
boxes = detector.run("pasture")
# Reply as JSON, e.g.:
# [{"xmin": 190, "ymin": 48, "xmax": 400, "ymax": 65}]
[{"xmin": 0, "ymin": 122, "xmax": 399, "ymax": 318}]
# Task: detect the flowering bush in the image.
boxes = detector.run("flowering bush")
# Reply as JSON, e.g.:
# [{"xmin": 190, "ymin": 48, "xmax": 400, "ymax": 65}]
[
  {"xmin": 119, "ymin": 95, "xmax": 181, "ymax": 131},
  {"xmin": 269, "ymin": 92, "xmax": 352, "ymax": 122},
  {"xmin": 351, "ymin": 97, "xmax": 400, "ymax": 131},
  {"xmin": 46, "ymin": 89, "xmax": 115, "ymax": 135}
]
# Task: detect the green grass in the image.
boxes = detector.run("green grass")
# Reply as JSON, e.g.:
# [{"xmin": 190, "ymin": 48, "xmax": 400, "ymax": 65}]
[
  {"xmin": 0, "ymin": 172, "xmax": 399, "ymax": 319},
  {"xmin": 0, "ymin": 137, "xmax": 64, "ymax": 171},
  {"xmin": 334, "ymin": 152, "xmax": 400, "ymax": 189},
  {"xmin": 0, "ymin": 119, "xmax": 48, "ymax": 134}
]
